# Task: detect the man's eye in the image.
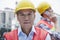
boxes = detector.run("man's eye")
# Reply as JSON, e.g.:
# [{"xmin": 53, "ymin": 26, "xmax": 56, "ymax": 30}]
[
  {"xmin": 20, "ymin": 14, "xmax": 24, "ymax": 16},
  {"xmin": 28, "ymin": 13, "xmax": 31, "ymax": 15},
  {"xmin": 18, "ymin": 12, "xmax": 24, "ymax": 16}
]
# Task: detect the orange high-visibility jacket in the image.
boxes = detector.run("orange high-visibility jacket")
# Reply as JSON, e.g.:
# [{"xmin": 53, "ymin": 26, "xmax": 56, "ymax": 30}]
[
  {"xmin": 4, "ymin": 27, "xmax": 48, "ymax": 40},
  {"xmin": 37, "ymin": 20, "xmax": 53, "ymax": 29}
]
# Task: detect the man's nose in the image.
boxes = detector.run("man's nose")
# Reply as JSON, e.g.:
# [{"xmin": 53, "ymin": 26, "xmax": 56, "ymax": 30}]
[{"xmin": 24, "ymin": 15, "xmax": 29, "ymax": 20}]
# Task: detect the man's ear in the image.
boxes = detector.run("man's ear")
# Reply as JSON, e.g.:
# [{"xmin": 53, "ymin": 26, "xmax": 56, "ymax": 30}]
[
  {"xmin": 43, "ymin": 13, "xmax": 47, "ymax": 18},
  {"xmin": 17, "ymin": 15, "xmax": 19, "ymax": 21},
  {"xmin": 34, "ymin": 13, "xmax": 35, "ymax": 19}
]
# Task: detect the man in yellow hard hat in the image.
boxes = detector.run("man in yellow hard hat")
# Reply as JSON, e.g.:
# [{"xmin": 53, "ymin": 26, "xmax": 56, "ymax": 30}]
[
  {"xmin": 37, "ymin": 2, "xmax": 57, "ymax": 40},
  {"xmin": 3, "ymin": 0, "xmax": 51, "ymax": 40},
  {"xmin": 37, "ymin": 2, "xmax": 56, "ymax": 31}
]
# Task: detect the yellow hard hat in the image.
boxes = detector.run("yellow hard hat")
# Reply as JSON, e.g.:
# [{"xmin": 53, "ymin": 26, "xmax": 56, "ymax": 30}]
[
  {"xmin": 37, "ymin": 2, "xmax": 51, "ymax": 15},
  {"xmin": 15, "ymin": 0, "xmax": 35, "ymax": 13}
]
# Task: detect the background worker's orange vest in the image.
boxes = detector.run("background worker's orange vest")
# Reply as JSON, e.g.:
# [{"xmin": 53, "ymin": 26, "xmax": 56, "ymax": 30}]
[
  {"xmin": 36, "ymin": 20, "xmax": 53, "ymax": 29},
  {"xmin": 4, "ymin": 27, "xmax": 48, "ymax": 40}
]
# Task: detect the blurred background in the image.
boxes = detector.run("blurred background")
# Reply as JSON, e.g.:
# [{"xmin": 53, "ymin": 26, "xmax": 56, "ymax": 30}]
[{"xmin": 0, "ymin": 0, "xmax": 60, "ymax": 40}]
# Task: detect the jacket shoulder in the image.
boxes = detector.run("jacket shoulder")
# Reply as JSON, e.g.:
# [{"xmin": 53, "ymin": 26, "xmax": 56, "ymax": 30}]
[
  {"xmin": 35, "ymin": 27, "xmax": 48, "ymax": 34},
  {"xmin": 35, "ymin": 27, "xmax": 48, "ymax": 40},
  {"xmin": 4, "ymin": 29, "xmax": 18, "ymax": 40}
]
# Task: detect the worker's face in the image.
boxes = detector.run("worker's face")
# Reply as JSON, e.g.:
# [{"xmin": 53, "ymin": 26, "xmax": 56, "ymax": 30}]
[
  {"xmin": 43, "ymin": 7, "xmax": 54, "ymax": 19},
  {"xmin": 16, "ymin": 9, "xmax": 35, "ymax": 28}
]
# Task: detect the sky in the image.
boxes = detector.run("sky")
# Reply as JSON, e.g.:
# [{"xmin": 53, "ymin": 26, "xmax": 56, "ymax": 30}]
[
  {"xmin": 0, "ymin": 0, "xmax": 60, "ymax": 14},
  {"xmin": 0, "ymin": 0, "xmax": 60, "ymax": 24}
]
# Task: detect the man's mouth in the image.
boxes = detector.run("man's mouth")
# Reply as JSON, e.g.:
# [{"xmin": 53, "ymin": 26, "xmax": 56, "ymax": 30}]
[{"xmin": 24, "ymin": 22, "xmax": 30, "ymax": 24}]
